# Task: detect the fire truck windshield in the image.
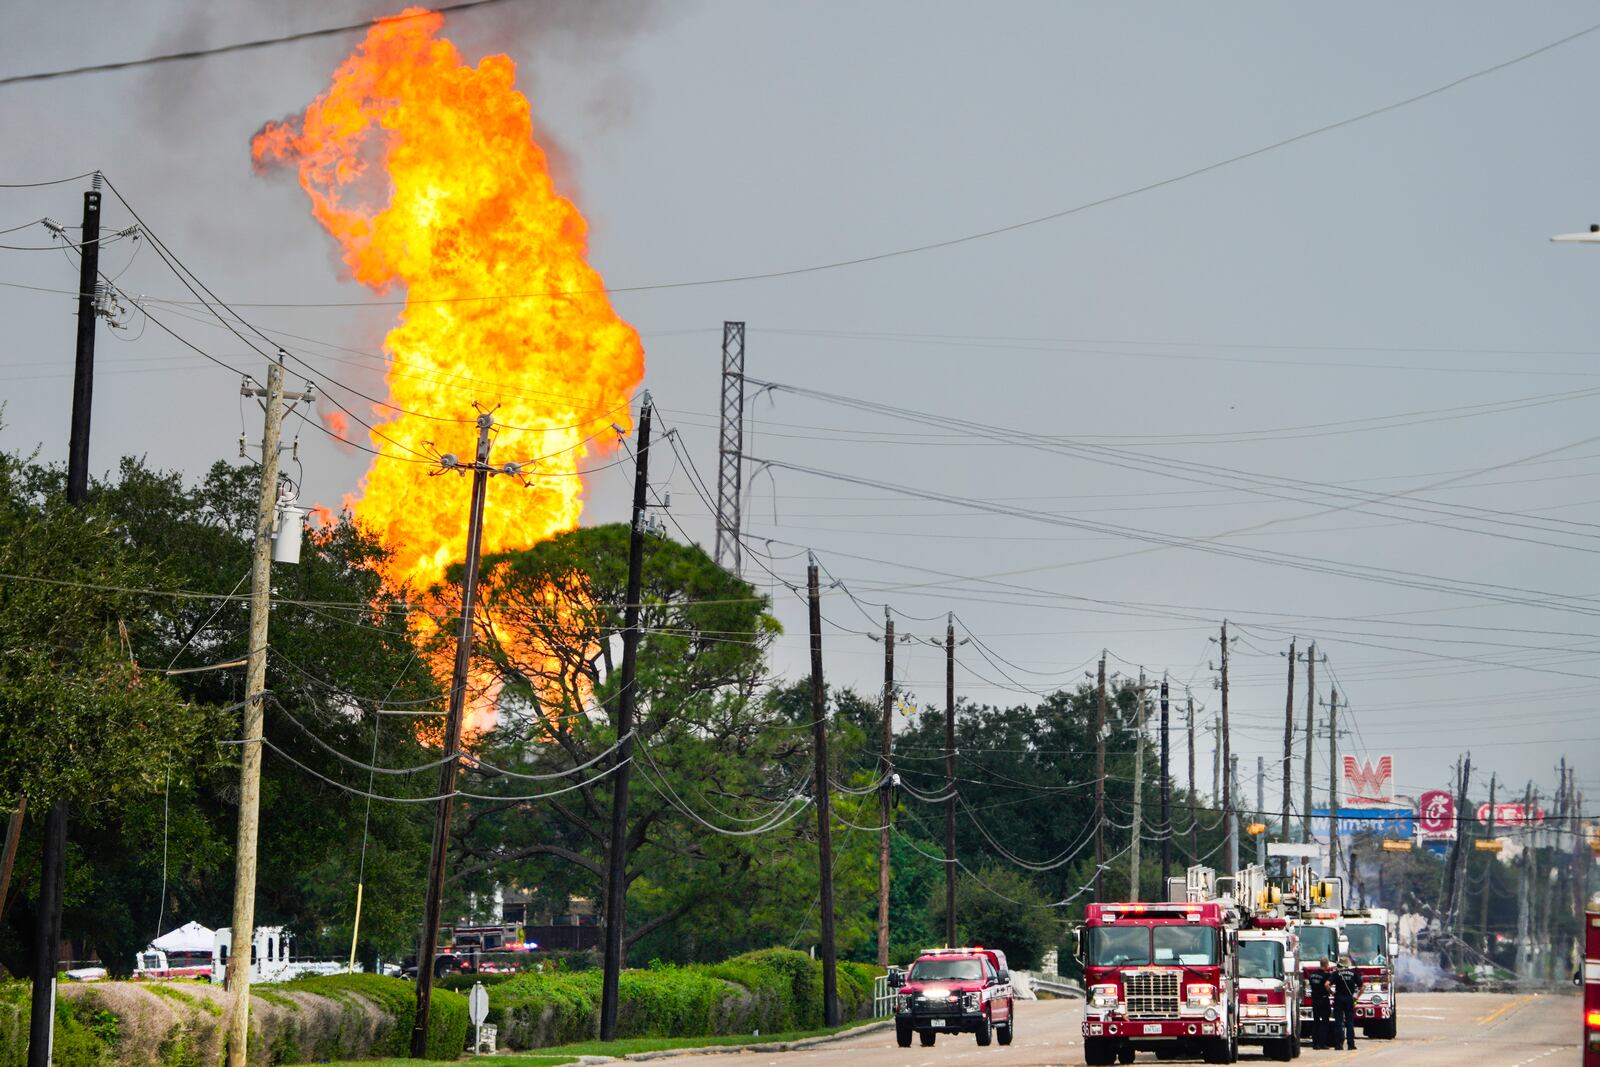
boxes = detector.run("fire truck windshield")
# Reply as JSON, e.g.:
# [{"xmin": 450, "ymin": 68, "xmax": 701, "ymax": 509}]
[
  {"xmin": 909, "ymin": 958, "xmax": 983, "ymax": 982},
  {"xmin": 1087, "ymin": 925, "xmax": 1218, "ymax": 966},
  {"xmin": 1346, "ymin": 923, "xmax": 1386, "ymax": 965},
  {"xmin": 1299, "ymin": 925, "xmax": 1338, "ymax": 962},
  {"xmin": 1238, "ymin": 939, "xmax": 1284, "ymax": 979}
]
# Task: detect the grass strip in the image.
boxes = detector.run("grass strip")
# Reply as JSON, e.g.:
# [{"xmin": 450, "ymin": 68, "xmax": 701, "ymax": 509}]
[{"xmin": 535, "ymin": 1015, "xmax": 885, "ymax": 1057}]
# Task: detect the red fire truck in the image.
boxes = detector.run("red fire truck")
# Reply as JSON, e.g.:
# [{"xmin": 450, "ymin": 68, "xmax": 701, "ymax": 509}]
[
  {"xmin": 1341, "ymin": 906, "xmax": 1399, "ymax": 1039},
  {"xmin": 1237, "ymin": 916, "xmax": 1301, "ymax": 1061},
  {"xmin": 1584, "ymin": 907, "xmax": 1599, "ymax": 1067},
  {"xmin": 1078, "ymin": 866, "xmax": 1247, "ymax": 1065},
  {"xmin": 889, "ymin": 946, "xmax": 1015, "ymax": 1048}
]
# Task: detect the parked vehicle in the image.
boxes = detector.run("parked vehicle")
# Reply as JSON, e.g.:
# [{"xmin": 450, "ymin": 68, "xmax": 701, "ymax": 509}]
[
  {"xmin": 1237, "ymin": 918, "xmax": 1301, "ymax": 1061},
  {"xmin": 889, "ymin": 945, "xmax": 1015, "ymax": 1048},
  {"xmin": 1341, "ymin": 907, "xmax": 1399, "ymax": 1039}
]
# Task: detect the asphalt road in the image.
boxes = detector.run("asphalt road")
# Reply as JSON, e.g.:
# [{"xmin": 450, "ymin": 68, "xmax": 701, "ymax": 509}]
[{"xmin": 652, "ymin": 991, "xmax": 1579, "ymax": 1067}]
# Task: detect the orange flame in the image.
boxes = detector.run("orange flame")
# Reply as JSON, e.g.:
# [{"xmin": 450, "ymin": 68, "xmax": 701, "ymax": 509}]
[{"xmin": 253, "ymin": 7, "xmax": 643, "ymax": 732}]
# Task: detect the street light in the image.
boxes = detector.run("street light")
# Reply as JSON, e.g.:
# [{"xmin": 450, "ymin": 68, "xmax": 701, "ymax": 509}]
[{"xmin": 1551, "ymin": 223, "xmax": 1600, "ymax": 243}]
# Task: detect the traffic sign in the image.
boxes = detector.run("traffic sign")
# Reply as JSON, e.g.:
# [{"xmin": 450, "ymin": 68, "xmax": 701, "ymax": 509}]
[
  {"xmin": 1381, "ymin": 840, "xmax": 1412, "ymax": 852},
  {"xmin": 1474, "ymin": 839, "xmax": 1504, "ymax": 852},
  {"xmin": 468, "ymin": 981, "xmax": 490, "ymax": 1026}
]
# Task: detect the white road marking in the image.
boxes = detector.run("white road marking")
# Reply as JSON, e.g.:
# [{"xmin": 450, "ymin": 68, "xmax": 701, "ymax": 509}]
[{"xmin": 1506, "ymin": 1047, "xmax": 1563, "ymax": 1067}]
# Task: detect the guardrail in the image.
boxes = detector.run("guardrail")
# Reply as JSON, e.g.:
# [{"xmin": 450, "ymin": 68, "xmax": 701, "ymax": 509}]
[
  {"xmin": 873, "ymin": 974, "xmax": 895, "ymax": 1018},
  {"xmin": 1016, "ymin": 970, "xmax": 1083, "ymax": 999}
]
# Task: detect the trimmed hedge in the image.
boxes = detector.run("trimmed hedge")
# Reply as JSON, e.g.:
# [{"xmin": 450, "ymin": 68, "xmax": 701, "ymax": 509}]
[
  {"xmin": 491, "ymin": 948, "xmax": 879, "ymax": 1050},
  {"xmin": 0, "ymin": 975, "xmax": 468, "ymax": 1066}
]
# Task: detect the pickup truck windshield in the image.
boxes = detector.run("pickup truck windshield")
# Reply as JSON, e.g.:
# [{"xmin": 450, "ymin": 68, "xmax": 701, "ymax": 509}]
[
  {"xmin": 1346, "ymin": 924, "xmax": 1386, "ymax": 965},
  {"xmin": 1298, "ymin": 925, "xmax": 1338, "ymax": 963},
  {"xmin": 1153, "ymin": 926, "xmax": 1216, "ymax": 965},
  {"xmin": 1238, "ymin": 940, "xmax": 1283, "ymax": 979},
  {"xmin": 1088, "ymin": 927, "xmax": 1151, "ymax": 966},
  {"xmin": 909, "ymin": 958, "xmax": 982, "ymax": 981}
]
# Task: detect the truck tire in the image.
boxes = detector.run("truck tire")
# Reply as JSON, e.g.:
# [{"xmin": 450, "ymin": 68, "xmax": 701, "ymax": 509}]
[
  {"xmin": 896, "ymin": 1020, "xmax": 912, "ymax": 1048},
  {"xmin": 1268, "ymin": 1037, "xmax": 1294, "ymax": 1061},
  {"xmin": 975, "ymin": 1013, "xmax": 992, "ymax": 1046},
  {"xmin": 1290, "ymin": 1030, "xmax": 1302, "ymax": 1058},
  {"xmin": 997, "ymin": 1014, "xmax": 1014, "ymax": 1046},
  {"xmin": 919, "ymin": 1030, "xmax": 936, "ymax": 1047},
  {"xmin": 1083, "ymin": 1037, "xmax": 1118, "ymax": 1066},
  {"xmin": 1118, "ymin": 1046, "xmax": 1136, "ymax": 1064}
]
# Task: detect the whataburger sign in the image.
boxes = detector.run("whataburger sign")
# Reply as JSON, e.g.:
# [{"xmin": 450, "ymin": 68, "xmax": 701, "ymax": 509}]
[{"xmin": 1342, "ymin": 755, "xmax": 1394, "ymax": 807}]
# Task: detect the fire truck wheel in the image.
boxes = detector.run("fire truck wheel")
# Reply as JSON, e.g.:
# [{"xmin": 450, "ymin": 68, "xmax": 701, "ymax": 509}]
[
  {"xmin": 1117, "ymin": 1046, "xmax": 1136, "ymax": 1064},
  {"xmin": 895, "ymin": 1020, "xmax": 912, "ymax": 1048},
  {"xmin": 1267, "ymin": 1037, "xmax": 1294, "ymax": 1061},
  {"xmin": 918, "ymin": 1030, "xmax": 937, "ymax": 1047},
  {"xmin": 997, "ymin": 1016, "xmax": 1013, "ymax": 1046},
  {"xmin": 1290, "ymin": 1030, "xmax": 1303, "ymax": 1057},
  {"xmin": 1202, "ymin": 1035, "xmax": 1233, "ymax": 1064},
  {"xmin": 1082, "ymin": 1037, "xmax": 1117, "ymax": 1066},
  {"xmin": 975, "ymin": 1013, "xmax": 992, "ymax": 1046}
]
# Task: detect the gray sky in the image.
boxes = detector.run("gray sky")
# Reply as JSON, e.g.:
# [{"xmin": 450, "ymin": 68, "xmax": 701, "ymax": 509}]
[{"xmin": 3, "ymin": 1, "xmax": 1598, "ymax": 823}]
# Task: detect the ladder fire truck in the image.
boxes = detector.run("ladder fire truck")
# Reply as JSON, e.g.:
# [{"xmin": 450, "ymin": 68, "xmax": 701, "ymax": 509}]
[
  {"xmin": 1339, "ymin": 905, "xmax": 1399, "ymax": 1039},
  {"xmin": 1079, "ymin": 865, "xmax": 1271, "ymax": 1064},
  {"xmin": 1281, "ymin": 866, "xmax": 1346, "ymax": 1041}
]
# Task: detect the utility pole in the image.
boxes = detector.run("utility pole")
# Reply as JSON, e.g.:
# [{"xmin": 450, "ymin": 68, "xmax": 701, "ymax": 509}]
[
  {"xmin": 1095, "ymin": 653, "xmax": 1107, "ymax": 899},
  {"xmin": 223, "ymin": 359, "xmax": 289, "ymax": 1067},
  {"xmin": 1187, "ymin": 692, "xmax": 1198, "ymax": 864},
  {"xmin": 1479, "ymin": 773, "xmax": 1497, "ymax": 951},
  {"xmin": 1302, "ymin": 642, "xmax": 1316, "ymax": 845},
  {"xmin": 1211, "ymin": 714, "xmax": 1221, "ymax": 811},
  {"xmin": 599, "ymin": 397, "xmax": 652, "ymax": 1041},
  {"xmin": 1327, "ymin": 687, "xmax": 1340, "ymax": 881},
  {"xmin": 1160, "ymin": 674, "xmax": 1171, "ymax": 883},
  {"xmin": 1228, "ymin": 755, "xmax": 1240, "ymax": 877},
  {"xmin": 807, "ymin": 556, "xmax": 839, "ymax": 1026},
  {"xmin": 1219, "ymin": 622, "xmax": 1234, "ymax": 874},
  {"xmin": 408, "ymin": 412, "xmax": 499, "ymax": 1058},
  {"xmin": 1129, "ymin": 670, "xmax": 1146, "ymax": 900},
  {"xmin": 1441, "ymin": 755, "xmax": 1470, "ymax": 930},
  {"xmin": 1282, "ymin": 638, "xmax": 1295, "ymax": 854},
  {"xmin": 877, "ymin": 608, "xmax": 894, "ymax": 969},
  {"xmin": 28, "ymin": 175, "xmax": 103, "ymax": 1067},
  {"xmin": 944, "ymin": 614, "xmax": 957, "ymax": 947},
  {"xmin": 1515, "ymin": 780, "xmax": 1534, "ymax": 980},
  {"xmin": 1257, "ymin": 756, "xmax": 1267, "ymax": 869}
]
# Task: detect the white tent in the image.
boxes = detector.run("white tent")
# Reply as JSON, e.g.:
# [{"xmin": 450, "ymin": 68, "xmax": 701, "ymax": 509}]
[{"xmin": 149, "ymin": 921, "xmax": 214, "ymax": 955}]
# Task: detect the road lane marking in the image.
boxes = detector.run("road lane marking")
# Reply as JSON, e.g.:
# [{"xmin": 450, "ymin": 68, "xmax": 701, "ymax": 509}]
[
  {"xmin": 1507, "ymin": 1047, "xmax": 1563, "ymax": 1067},
  {"xmin": 1476, "ymin": 993, "xmax": 1533, "ymax": 1026}
]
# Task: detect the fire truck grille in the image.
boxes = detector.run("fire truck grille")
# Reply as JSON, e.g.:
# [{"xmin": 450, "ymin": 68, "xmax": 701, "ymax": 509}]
[{"xmin": 1124, "ymin": 970, "xmax": 1181, "ymax": 1018}]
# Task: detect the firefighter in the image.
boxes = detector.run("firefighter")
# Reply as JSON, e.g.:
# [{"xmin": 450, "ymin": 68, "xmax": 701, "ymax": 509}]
[
  {"xmin": 1330, "ymin": 953, "xmax": 1363, "ymax": 1050},
  {"xmin": 1306, "ymin": 957, "xmax": 1333, "ymax": 1048}
]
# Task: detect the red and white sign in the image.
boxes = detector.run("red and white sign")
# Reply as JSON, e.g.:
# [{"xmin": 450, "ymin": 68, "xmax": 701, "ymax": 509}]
[
  {"xmin": 1342, "ymin": 755, "xmax": 1394, "ymax": 807},
  {"xmin": 1476, "ymin": 802, "xmax": 1546, "ymax": 827},
  {"xmin": 1418, "ymin": 789, "xmax": 1456, "ymax": 840}
]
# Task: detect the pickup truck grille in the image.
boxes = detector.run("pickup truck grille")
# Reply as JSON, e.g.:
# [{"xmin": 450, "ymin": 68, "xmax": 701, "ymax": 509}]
[{"xmin": 1124, "ymin": 970, "xmax": 1181, "ymax": 1018}]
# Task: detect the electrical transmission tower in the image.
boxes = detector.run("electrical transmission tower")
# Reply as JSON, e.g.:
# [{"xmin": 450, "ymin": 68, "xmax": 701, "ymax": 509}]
[{"xmin": 714, "ymin": 321, "xmax": 745, "ymax": 574}]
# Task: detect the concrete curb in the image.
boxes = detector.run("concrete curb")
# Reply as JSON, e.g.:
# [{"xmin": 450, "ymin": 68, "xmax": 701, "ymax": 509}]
[{"xmin": 571, "ymin": 1019, "xmax": 895, "ymax": 1063}]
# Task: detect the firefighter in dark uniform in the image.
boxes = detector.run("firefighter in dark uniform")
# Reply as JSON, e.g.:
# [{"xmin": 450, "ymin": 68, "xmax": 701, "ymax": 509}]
[
  {"xmin": 1330, "ymin": 954, "xmax": 1363, "ymax": 1050},
  {"xmin": 1306, "ymin": 958, "xmax": 1333, "ymax": 1048}
]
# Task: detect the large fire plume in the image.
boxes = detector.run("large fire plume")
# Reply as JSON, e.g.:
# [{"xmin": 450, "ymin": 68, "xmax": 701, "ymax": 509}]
[{"xmin": 253, "ymin": 7, "xmax": 643, "ymax": 729}]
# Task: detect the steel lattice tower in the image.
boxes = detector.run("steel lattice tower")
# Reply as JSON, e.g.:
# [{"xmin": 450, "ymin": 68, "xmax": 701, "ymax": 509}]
[{"xmin": 714, "ymin": 322, "xmax": 745, "ymax": 573}]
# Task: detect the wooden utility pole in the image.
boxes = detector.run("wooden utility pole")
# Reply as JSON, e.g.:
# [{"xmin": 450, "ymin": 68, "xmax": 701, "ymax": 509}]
[
  {"xmin": 1094, "ymin": 653, "xmax": 1107, "ymax": 899},
  {"xmin": 944, "ymin": 614, "xmax": 957, "ymax": 947},
  {"xmin": 1514, "ymin": 780, "xmax": 1534, "ymax": 979},
  {"xmin": 1129, "ymin": 670, "xmax": 1147, "ymax": 900},
  {"xmin": 1282, "ymin": 638, "xmax": 1295, "ymax": 854},
  {"xmin": 1159, "ymin": 675, "xmax": 1171, "ymax": 883},
  {"xmin": 1219, "ymin": 622, "xmax": 1234, "ymax": 875},
  {"xmin": 1187, "ymin": 692, "xmax": 1198, "ymax": 864},
  {"xmin": 1302, "ymin": 643, "xmax": 1316, "ymax": 845},
  {"xmin": 1479, "ymin": 773, "xmax": 1496, "ymax": 951},
  {"xmin": 0, "ymin": 797, "xmax": 24, "ymax": 922},
  {"xmin": 223, "ymin": 360, "xmax": 288, "ymax": 1067},
  {"xmin": 877, "ymin": 608, "xmax": 894, "ymax": 968},
  {"xmin": 600, "ymin": 397, "xmax": 652, "ymax": 1041},
  {"xmin": 408, "ymin": 412, "xmax": 497, "ymax": 1058},
  {"xmin": 1327, "ymin": 687, "xmax": 1340, "ymax": 884},
  {"xmin": 1256, "ymin": 756, "xmax": 1267, "ymax": 869},
  {"xmin": 1441, "ymin": 755, "xmax": 1470, "ymax": 929},
  {"xmin": 28, "ymin": 176, "xmax": 102, "ymax": 1067},
  {"xmin": 807, "ymin": 556, "xmax": 839, "ymax": 1026}
]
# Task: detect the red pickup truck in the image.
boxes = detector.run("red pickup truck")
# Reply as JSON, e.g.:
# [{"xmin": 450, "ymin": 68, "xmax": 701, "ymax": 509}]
[{"xmin": 889, "ymin": 946, "xmax": 1015, "ymax": 1048}]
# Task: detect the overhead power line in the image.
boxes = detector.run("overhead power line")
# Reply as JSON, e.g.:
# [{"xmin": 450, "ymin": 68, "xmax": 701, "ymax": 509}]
[{"xmin": 0, "ymin": 0, "xmax": 524, "ymax": 88}]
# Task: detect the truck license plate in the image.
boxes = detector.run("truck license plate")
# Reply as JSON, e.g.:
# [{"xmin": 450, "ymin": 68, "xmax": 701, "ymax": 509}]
[
  {"xmin": 1143, "ymin": 1024, "xmax": 1163, "ymax": 1034},
  {"xmin": 929, "ymin": 1019, "xmax": 945, "ymax": 1028}
]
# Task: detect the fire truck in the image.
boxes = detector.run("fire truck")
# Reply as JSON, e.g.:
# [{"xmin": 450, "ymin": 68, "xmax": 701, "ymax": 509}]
[
  {"xmin": 1583, "ymin": 906, "xmax": 1599, "ymax": 1067},
  {"xmin": 888, "ymin": 946, "xmax": 1015, "ymax": 1048},
  {"xmin": 1237, "ymin": 914, "xmax": 1301, "ymax": 1061},
  {"xmin": 1078, "ymin": 865, "xmax": 1255, "ymax": 1065},
  {"xmin": 1340, "ymin": 906, "xmax": 1399, "ymax": 1039},
  {"xmin": 1283, "ymin": 868, "xmax": 1346, "ymax": 1041}
]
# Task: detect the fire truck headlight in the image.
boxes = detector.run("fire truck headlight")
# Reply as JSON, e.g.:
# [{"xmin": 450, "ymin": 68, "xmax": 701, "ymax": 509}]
[
  {"xmin": 895, "ymin": 994, "xmax": 911, "ymax": 1012},
  {"xmin": 1186, "ymin": 983, "xmax": 1216, "ymax": 1008},
  {"xmin": 962, "ymin": 992, "xmax": 980, "ymax": 1012},
  {"xmin": 1089, "ymin": 984, "xmax": 1119, "ymax": 1010},
  {"xmin": 1586, "ymin": 1009, "xmax": 1600, "ymax": 1029},
  {"xmin": 1244, "ymin": 1006, "xmax": 1265, "ymax": 1018},
  {"xmin": 1203, "ymin": 1007, "xmax": 1219, "ymax": 1022}
]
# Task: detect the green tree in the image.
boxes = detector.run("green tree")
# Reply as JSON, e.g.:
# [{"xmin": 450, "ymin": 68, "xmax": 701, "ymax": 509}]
[{"xmin": 929, "ymin": 863, "xmax": 1062, "ymax": 969}]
